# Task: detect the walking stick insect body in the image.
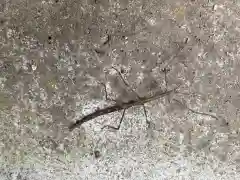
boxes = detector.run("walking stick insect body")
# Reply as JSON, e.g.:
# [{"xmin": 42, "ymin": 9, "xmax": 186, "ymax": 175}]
[
  {"xmin": 68, "ymin": 67, "xmax": 219, "ymax": 131},
  {"xmin": 69, "ymin": 86, "xmax": 178, "ymax": 131}
]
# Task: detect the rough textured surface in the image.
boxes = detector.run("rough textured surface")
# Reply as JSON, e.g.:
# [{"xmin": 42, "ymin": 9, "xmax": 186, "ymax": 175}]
[{"xmin": 1, "ymin": 0, "xmax": 240, "ymax": 179}]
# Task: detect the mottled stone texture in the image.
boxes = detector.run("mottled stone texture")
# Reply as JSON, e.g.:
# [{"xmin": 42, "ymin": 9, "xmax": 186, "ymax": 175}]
[{"xmin": 1, "ymin": 0, "xmax": 240, "ymax": 179}]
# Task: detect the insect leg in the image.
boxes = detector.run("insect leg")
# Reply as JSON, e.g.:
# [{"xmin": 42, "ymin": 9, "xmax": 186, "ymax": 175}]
[
  {"xmin": 102, "ymin": 109, "xmax": 126, "ymax": 130},
  {"xmin": 100, "ymin": 82, "xmax": 116, "ymax": 102},
  {"xmin": 142, "ymin": 104, "xmax": 150, "ymax": 127},
  {"xmin": 112, "ymin": 66, "xmax": 141, "ymax": 99}
]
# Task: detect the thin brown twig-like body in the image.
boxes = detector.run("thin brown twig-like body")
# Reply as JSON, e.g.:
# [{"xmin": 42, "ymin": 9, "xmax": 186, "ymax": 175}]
[{"xmin": 69, "ymin": 87, "xmax": 178, "ymax": 131}]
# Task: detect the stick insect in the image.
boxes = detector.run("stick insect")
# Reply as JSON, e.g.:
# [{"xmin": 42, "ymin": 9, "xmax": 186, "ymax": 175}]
[
  {"xmin": 68, "ymin": 66, "xmax": 221, "ymax": 132},
  {"xmin": 69, "ymin": 67, "xmax": 180, "ymax": 131},
  {"xmin": 69, "ymin": 87, "xmax": 179, "ymax": 131}
]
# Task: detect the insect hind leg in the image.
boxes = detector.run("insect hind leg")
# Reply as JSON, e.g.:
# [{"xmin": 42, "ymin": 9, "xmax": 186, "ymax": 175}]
[{"xmin": 102, "ymin": 109, "xmax": 126, "ymax": 130}]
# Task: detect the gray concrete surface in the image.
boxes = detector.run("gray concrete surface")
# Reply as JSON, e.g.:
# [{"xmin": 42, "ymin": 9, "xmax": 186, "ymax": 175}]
[{"xmin": 1, "ymin": 0, "xmax": 240, "ymax": 179}]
